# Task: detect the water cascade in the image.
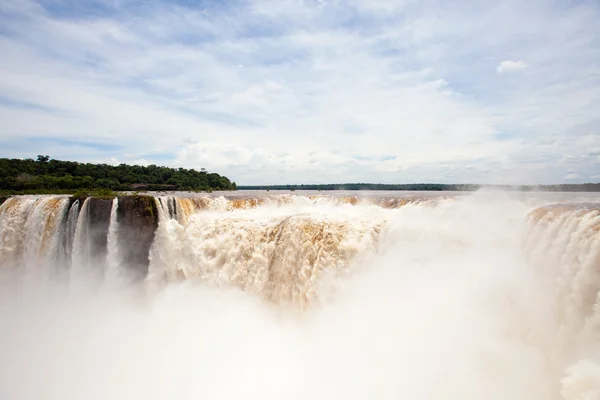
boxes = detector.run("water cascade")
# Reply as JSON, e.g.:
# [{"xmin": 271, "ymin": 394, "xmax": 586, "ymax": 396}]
[
  {"xmin": 106, "ymin": 197, "xmax": 121, "ymax": 280},
  {"xmin": 65, "ymin": 199, "xmax": 80, "ymax": 264},
  {"xmin": 0, "ymin": 191, "xmax": 599, "ymax": 399}
]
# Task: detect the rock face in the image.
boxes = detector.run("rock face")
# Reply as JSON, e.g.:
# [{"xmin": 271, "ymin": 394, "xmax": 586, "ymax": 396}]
[
  {"xmin": 86, "ymin": 197, "xmax": 114, "ymax": 263},
  {"xmin": 0, "ymin": 196, "xmax": 8, "ymax": 206},
  {"xmin": 116, "ymin": 195, "xmax": 158, "ymax": 279}
]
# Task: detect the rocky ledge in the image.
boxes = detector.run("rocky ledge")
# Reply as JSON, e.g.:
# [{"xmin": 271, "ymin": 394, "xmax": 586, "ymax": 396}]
[{"xmin": 115, "ymin": 195, "xmax": 159, "ymax": 279}]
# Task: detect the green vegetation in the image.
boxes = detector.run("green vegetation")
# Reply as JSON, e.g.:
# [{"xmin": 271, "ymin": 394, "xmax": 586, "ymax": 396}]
[
  {"xmin": 117, "ymin": 194, "xmax": 157, "ymax": 223},
  {"xmin": 72, "ymin": 188, "xmax": 118, "ymax": 199},
  {"xmin": 0, "ymin": 155, "xmax": 236, "ymax": 193},
  {"xmin": 238, "ymin": 183, "xmax": 600, "ymax": 192}
]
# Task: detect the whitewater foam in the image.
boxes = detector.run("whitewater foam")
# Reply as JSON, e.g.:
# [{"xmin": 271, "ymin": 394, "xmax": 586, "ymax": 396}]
[{"xmin": 0, "ymin": 190, "xmax": 599, "ymax": 399}]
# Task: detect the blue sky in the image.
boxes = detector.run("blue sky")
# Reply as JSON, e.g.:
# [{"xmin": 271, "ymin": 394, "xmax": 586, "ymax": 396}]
[{"xmin": 0, "ymin": 0, "xmax": 598, "ymax": 184}]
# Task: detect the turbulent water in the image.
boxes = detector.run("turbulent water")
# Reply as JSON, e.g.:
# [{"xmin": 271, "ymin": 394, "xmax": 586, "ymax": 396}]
[{"xmin": 0, "ymin": 190, "xmax": 599, "ymax": 399}]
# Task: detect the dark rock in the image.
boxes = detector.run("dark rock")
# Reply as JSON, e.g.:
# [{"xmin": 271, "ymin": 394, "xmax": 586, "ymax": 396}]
[
  {"xmin": 0, "ymin": 196, "xmax": 9, "ymax": 207},
  {"xmin": 71, "ymin": 196, "xmax": 86, "ymax": 209},
  {"xmin": 116, "ymin": 195, "xmax": 158, "ymax": 279},
  {"xmin": 86, "ymin": 197, "xmax": 114, "ymax": 263}
]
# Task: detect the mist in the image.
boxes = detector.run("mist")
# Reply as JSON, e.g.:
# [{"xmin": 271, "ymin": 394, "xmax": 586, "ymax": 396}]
[{"xmin": 0, "ymin": 191, "xmax": 599, "ymax": 399}]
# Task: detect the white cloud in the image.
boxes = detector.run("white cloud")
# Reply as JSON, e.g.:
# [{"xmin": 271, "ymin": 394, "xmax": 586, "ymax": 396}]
[
  {"xmin": 104, "ymin": 157, "xmax": 151, "ymax": 167},
  {"xmin": 564, "ymin": 172, "xmax": 581, "ymax": 181},
  {"xmin": 353, "ymin": 0, "xmax": 411, "ymax": 15},
  {"xmin": 560, "ymin": 154, "xmax": 581, "ymax": 164},
  {"xmin": 496, "ymin": 60, "xmax": 528, "ymax": 74},
  {"xmin": 0, "ymin": 0, "xmax": 598, "ymax": 184},
  {"xmin": 132, "ymin": 159, "xmax": 151, "ymax": 166},
  {"xmin": 105, "ymin": 157, "xmax": 120, "ymax": 166}
]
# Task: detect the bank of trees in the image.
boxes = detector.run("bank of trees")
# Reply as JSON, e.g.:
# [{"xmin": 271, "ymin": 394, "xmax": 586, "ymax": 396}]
[{"xmin": 0, "ymin": 156, "xmax": 236, "ymax": 192}]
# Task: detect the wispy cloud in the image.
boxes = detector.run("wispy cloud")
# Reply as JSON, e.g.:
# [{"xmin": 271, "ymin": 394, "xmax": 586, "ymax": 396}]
[
  {"xmin": 0, "ymin": 0, "xmax": 599, "ymax": 184},
  {"xmin": 497, "ymin": 60, "xmax": 528, "ymax": 74}
]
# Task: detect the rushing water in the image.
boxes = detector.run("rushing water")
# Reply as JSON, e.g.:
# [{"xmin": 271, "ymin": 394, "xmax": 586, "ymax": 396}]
[
  {"xmin": 106, "ymin": 197, "xmax": 121, "ymax": 280},
  {"xmin": 0, "ymin": 190, "xmax": 599, "ymax": 399}
]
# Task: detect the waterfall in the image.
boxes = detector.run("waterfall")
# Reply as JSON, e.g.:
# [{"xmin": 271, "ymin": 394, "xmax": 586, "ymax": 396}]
[
  {"xmin": 0, "ymin": 196, "xmax": 42, "ymax": 269},
  {"xmin": 157, "ymin": 196, "xmax": 173, "ymax": 220},
  {"xmin": 0, "ymin": 192, "xmax": 600, "ymax": 399},
  {"xmin": 525, "ymin": 205, "xmax": 600, "ymax": 356},
  {"xmin": 70, "ymin": 197, "xmax": 92, "ymax": 280},
  {"xmin": 1, "ymin": 193, "xmax": 598, "ymax": 304},
  {"xmin": 148, "ymin": 197, "xmax": 180, "ymax": 282},
  {"xmin": 23, "ymin": 197, "xmax": 70, "ymax": 275},
  {"xmin": 151, "ymin": 206, "xmax": 385, "ymax": 304},
  {"xmin": 106, "ymin": 197, "xmax": 121, "ymax": 280},
  {"xmin": 65, "ymin": 199, "xmax": 80, "ymax": 263},
  {"xmin": 174, "ymin": 198, "xmax": 195, "ymax": 224}
]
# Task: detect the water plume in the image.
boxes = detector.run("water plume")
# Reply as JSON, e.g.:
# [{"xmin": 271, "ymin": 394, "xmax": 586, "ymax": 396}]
[{"xmin": 0, "ymin": 191, "xmax": 598, "ymax": 399}]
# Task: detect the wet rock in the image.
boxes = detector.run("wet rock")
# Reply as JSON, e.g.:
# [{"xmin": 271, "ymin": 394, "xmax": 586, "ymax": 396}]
[
  {"xmin": 86, "ymin": 197, "xmax": 113, "ymax": 263},
  {"xmin": 116, "ymin": 195, "xmax": 158, "ymax": 279}
]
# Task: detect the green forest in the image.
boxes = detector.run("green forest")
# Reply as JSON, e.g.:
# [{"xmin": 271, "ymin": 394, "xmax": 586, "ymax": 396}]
[
  {"xmin": 2, "ymin": 156, "xmax": 598, "ymax": 194},
  {"xmin": 0, "ymin": 156, "xmax": 236, "ymax": 193}
]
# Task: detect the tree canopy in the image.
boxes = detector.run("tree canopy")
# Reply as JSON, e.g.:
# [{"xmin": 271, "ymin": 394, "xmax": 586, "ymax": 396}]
[{"xmin": 0, "ymin": 156, "xmax": 236, "ymax": 192}]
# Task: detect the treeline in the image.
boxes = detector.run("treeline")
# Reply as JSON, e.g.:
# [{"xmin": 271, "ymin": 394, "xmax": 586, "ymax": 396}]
[
  {"xmin": 238, "ymin": 183, "xmax": 600, "ymax": 192},
  {"xmin": 0, "ymin": 156, "xmax": 236, "ymax": 192}
]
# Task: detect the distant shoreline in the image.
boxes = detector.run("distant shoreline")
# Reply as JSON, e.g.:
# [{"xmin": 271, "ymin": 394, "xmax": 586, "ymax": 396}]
[
  {"xmin": 238, "ymin": 183, "xmax": 600, "ymax": 192},
  {"xmin": 2, "ymin": 183, "xmax": 600, "ymax": 197}
]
